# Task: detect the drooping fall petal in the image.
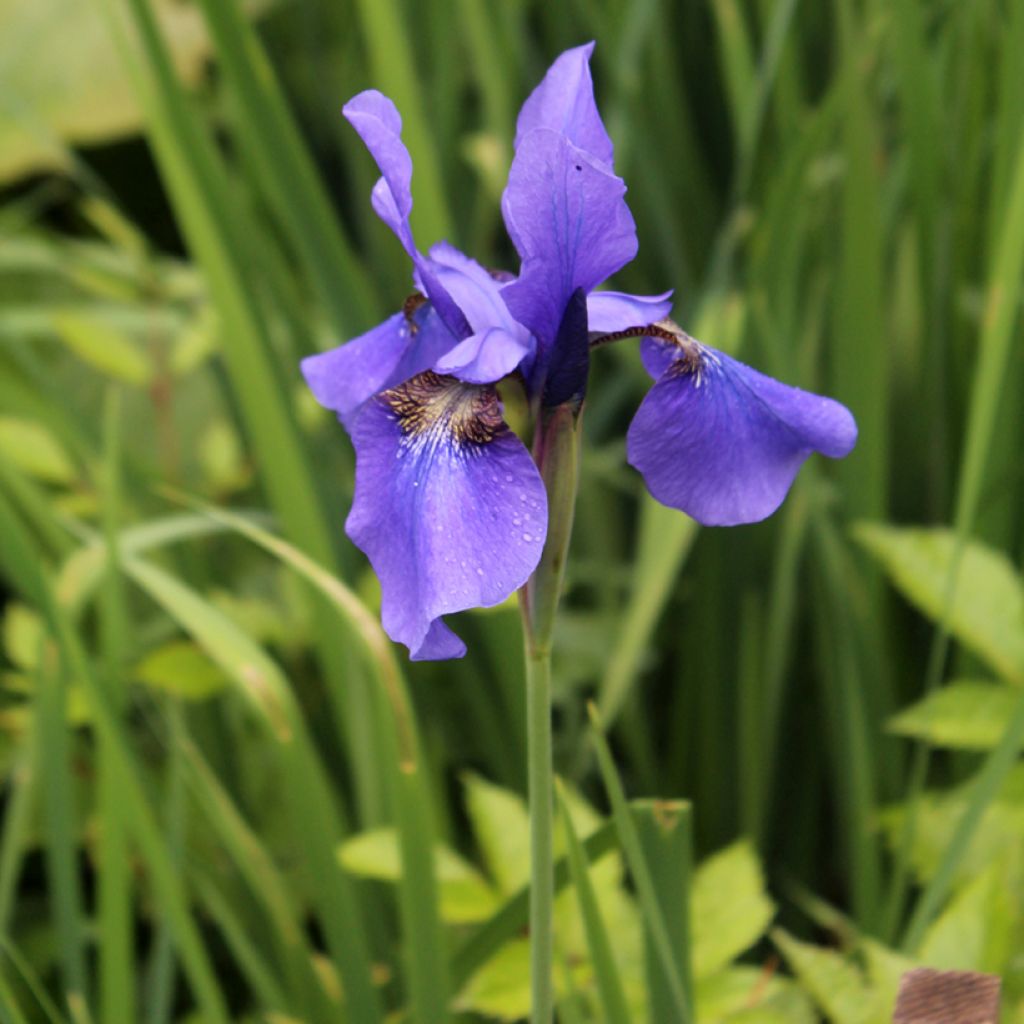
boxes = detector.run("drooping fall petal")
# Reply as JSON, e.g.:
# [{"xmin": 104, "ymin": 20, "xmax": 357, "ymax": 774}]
[
  {"xmin": 346, "ymin": 372, "xmax": 548, "ymax": 659},
  {"xmin": 627, "ymin": 338, "xmax": 857, "ymax": 526}
]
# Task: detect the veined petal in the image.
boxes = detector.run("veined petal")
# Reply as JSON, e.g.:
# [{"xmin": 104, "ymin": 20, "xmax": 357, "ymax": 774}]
[
  {"xmin": 501, "ymin": 128, "xmax": 637, "ymax": 349},
  {"xmin": 587, "ymin": 290, "xmax": 674, "ymax": 334},
  {"xmin": 300, "ymin": 307, "xmax": 456, "ymax": 429},
  {"xmin": 514, "ymin": 42, "xmax": 614, "ymax": 165},
  {"xmin": 346, "ymin": 372, "xmax": 547, "ymax": 660},
  {"xmin": 343, "ymin": 91, "xmax": 471, "ymax": 339},
  {"xmin": 627, "ymin": 340, "xmax": 857, "ymax": 526}
]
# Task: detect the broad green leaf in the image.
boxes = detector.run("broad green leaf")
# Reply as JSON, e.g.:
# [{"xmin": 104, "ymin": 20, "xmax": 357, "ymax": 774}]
[
  {"xmin": 0, "ymin": 418, "xmax": 75, "ymax": 484},
  {"xmin": 695, "ymin": 966, "xmax": 816, "ymax": 1024},
  {"xmin": 51, "ymin": 313, "xmax": 154, "ymax": 386},
  {"xmin": 462, "ymin": 772, "xmax": 530, "ymax": 895},
  {"xmin": 338, "ymin": 828, "xmax": 499, "ymax": 924},
  {"xmin": 2, "ymin": 605, "xmax": 44, "ymax": 671},
  {"xmin": 854, "ymin": 524, "xmax": 1024, "ymax": 684},
  {"xmin": 888, "ymin": 681, "xmax": 1020, "ymax": 749},
  {"xmin": 918, "ymin": 861, "xmax": 1015, "ymax": 973},
  {"xmin": 879, "ymin": 765, "xmax": 1024, "ymax": 886},
  {"xmin": 860, "ymin": 940, "xmax": 916, "ymax": 1019},
  {"xmin": 170, "ymin": 307, "xmax": 218, "ymax": 376},
  {"xmin": 454, "ymin": 939, "xmax": 532, "ymax": 1021},
  {"xmin": 0, "ymin": 0, "xmax": 224, "ymax": 184},
  {"xmin": 197, "ymin": 419, "xmax": 250, "ymax": 494},
  {"xmin": 134, "ymin": 641, "xmax": 230, "ymax": 701},
  {"xmin": 692, "ymin": 841, "xmax": 775, "ymax": 978},
  {"xmin": 773, "ymin": 930, "xmax": 882, "ymax": 1024}
]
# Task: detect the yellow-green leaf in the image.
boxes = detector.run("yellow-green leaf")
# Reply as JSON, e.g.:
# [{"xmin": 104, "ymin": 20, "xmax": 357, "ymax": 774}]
[
  {"xmin": 773, "ymin": 929, "xmax": 882, "ymax": 1024},
  {"xmin": 855, "ymin": 524, "xmax": 1024, "ymax": 684},
  {"xmin": 0, "ymin": 0, "xmax": 210, "ymax": 184},
  {"xmin": 337, "ymin": 828, "xmax": 499, "ymax": 924},
  {"xmin": 0, "ymin": 417, "xmax": 76, "ymax": 483},
  {"xmin": 888, "ymin": 681, "xmax": 1020, "ymax": 749},
  {"xmin": 692, "ymin": 841, "xmax": 775, "ymax": 978},
  {"xmin": 52, "ymin": 312, "xmax": 154, "ymax": 386},
  {"xmin": 134, "ymin": 641, "xmax": 230, "ymax": 701}
]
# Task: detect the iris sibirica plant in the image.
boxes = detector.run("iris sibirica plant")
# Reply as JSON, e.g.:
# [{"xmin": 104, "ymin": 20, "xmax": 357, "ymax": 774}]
[{"xmin": 302, "ymin": 43, "xmax": 856, "ymax": 1022}]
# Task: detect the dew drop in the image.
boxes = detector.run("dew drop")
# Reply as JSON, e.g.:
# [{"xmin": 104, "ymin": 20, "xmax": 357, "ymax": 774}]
[
  {"xmin": 519, "ymin": 492, "xmax": 527, "ymax": 502},
  {"xmin": 476, "ymin": 567, "xmax": 484, "ymax": 576},
  {"xmin": 522, "ymin": 533, "xmax": 533, "ymax": 542},
  {"xmin": 512, "ymin": 517, "xmax": 522, "ymax": 527},
  {"xmin": 505, "ymin": 473, "xmax": 513, "ymax": 482}
]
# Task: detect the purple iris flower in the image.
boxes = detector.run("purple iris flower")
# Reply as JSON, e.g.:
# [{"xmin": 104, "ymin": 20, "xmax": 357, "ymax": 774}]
[{"xmin": 302, "ymin": 43, "xmax": 856, "ymax": 660}]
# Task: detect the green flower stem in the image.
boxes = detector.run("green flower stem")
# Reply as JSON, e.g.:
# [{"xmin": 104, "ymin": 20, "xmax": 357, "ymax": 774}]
[{"xmin": 520, "ymin": 404, "xmax": 583, "ymax": 1024}]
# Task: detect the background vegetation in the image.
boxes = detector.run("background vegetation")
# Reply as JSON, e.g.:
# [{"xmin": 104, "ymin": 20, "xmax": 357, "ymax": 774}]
[{"xmin": 1, "ymin": 0, "xmax": 1024, "ymax": 1020}]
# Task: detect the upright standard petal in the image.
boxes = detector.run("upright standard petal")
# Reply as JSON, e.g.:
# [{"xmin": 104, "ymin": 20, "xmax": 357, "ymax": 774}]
[
  {"xmin": 346, "ymin": 372, "xmax": 548, "ymax": 660},
  {"xmin": 514, "ymin": 42, "xmax": 614, "ymax": 165},
  {"xmin": 627, "ymin": 335, "xmax": 857, "ymax": 526},
  {"xmin": 300, "ymin": 306, "xmax": 457, "ymax": 429},
  {"xmin": 343, "ymin": 91, "xmax": 471, "ymax": 339},
  {"xmin": 501, "ymin": 128, "xmax": 637, "ymax": 356}
]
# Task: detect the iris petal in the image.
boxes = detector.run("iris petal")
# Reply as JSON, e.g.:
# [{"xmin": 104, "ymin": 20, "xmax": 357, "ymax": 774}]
[
  {"xmin": 514, "ymin": 42, "xmax": 614, "ymax": 165},
  {"xmin": 343, "ymin": 91, "xmax": 471, "ymax": 339},
  {"xmin": 300, "ymin": 307, "xmax": 456, "ymax": 429},
  {"xmin": 346, "ymin": 372, "xmax": 548, "ymax": 660},
  {"xmin": 627, "ymin": 344, "xmax": 857, "ymax": 526},
  {"xmin": 501, "ymin": 128, "xmax": 637, "ymax": 352},
  {"xmin": 434, "ymin": 327, "xmax": 532, "ymax": 384},
  {"xmin": 587, "ymin": 290, "xmax": 675, "ymax": 334}
]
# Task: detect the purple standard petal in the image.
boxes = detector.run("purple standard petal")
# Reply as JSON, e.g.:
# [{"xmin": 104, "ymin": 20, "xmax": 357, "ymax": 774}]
[
  {"xmin": 514, "ymin": 42, "xmax": 614, "ymax": 165},
  {"xmin": 501, "ymin": 128, "xmax": 638, "ymax": 350},
  {"xmin": 627, "ymin": 339, "xmax": 857, "ymax": 526},
  {"xmin": 343, "ymin": 91, "xmax": 471, "ymax": 339},
  {"xmin": 301, "ymin": 306, "xmax": 457, "ymax": 429},
  {"xmin": 343, "ymin": 91, "xmax": 415, "ymax": 252},
  {"xmin": 346, "ymin": 371, "xmax": 547, "ymax": 660},
  {"xmin": 587, "ymin": 290, "xmax": 675, "ymax": 334}
]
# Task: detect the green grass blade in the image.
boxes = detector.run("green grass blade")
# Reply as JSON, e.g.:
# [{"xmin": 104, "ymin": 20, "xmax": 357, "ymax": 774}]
[
  {"xmin": 192, "ymin": 0, "xmax": 379, "ymax": 335},
  {"xmin": 888, "ymin": 98, "xmax": 1024, "ymax": 938},
  {"xmin": 556, "ymin": 781, "xmax": 631, "ymax": 1024},
  {"xmin": 633, "ymin": 800, "xmax": 694, "ymax": 1024},
  {"xmin": 0, "ymin": 936, "xmax": 68, "ymax": 1024},
  {"xmin": 97, "ymin": 0, "xmax": 386, "ymax": 824},
  {"xmin": 178, "ymin": 735, "xmax": 336, "ymax": 1019},
  {"xmin": 160, "ymin": 492, "xmax": 448, "ymax": 1021},
  {"xmin": 97, "ymin": 388, "xmax": 134, "ymax": 1024},
  {"xmin": 118, "ymin": 555, "xmax": 383, "ymax": 1023},
  {"xmin": 351, "ymin": 0, "xmax": 453, "ymax": 244},
  {"xmin": 34, "ymin": 643, "xmax": 89, "ymax": 1020},
  {"xmin": 0, "ymin": 748, "xmax": 35, "ymax": 934},
  {"xmin": 588, "ymin": 706, "xmax": 691, "ymax": 1023},
  {"xmin": 0, "ymin": 495, "xmax": 232, "ymax": 1024}
]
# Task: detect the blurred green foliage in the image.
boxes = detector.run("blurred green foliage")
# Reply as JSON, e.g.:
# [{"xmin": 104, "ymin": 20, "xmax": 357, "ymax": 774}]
[{"xmin": 1, "ymin": 0, "xmax": 1024, "ymax": 1020}]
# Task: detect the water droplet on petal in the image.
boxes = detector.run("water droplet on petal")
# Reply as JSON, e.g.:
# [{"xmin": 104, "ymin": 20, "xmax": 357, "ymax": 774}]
[{"xmin": 523, "ymin": 533, "xmax": 533, "ymax": 542}]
